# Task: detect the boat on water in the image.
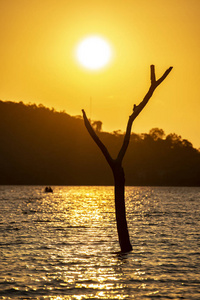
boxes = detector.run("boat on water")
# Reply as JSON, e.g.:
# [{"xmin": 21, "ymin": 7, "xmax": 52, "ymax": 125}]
[{"xmin": 44, "ymin": 186, "xmax": 53, "ymax": 193}]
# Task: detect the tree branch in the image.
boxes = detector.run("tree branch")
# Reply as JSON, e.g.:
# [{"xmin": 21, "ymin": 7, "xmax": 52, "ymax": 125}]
[
  {"xmin": 117, "ymin": 65, "xmax": 173, "ymax": 162},
  {"xmin": 82, "ymin": 109, "xmax": 114, "ymax": 168}
]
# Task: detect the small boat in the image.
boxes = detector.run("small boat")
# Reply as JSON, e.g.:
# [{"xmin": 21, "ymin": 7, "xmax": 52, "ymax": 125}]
[{"xmin": 44, "ymin": 186, "xmax": 53, "ymax": 193}]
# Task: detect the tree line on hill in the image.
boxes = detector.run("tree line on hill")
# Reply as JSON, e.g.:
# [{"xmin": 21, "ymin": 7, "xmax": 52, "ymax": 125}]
[{"xmin": 0, "ymin": 100, "xmax": 199, "ymax": 186}]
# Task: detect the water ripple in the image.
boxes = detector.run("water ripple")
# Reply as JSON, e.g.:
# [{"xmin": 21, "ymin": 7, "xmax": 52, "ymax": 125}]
[{"xmin": 0, "ymin": 186, "xmax": 200, "ymax": 299}]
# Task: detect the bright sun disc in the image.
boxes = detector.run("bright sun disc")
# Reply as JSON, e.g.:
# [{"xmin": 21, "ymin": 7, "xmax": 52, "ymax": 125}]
[{"xmin": 76, "ymin": 36, "xmax": 112, "ymax": 70}]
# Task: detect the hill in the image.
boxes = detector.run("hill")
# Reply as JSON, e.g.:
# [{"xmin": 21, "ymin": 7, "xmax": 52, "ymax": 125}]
[{"xmin": 0, "ymin": 100, "xmax": 199, "ymax": 186}]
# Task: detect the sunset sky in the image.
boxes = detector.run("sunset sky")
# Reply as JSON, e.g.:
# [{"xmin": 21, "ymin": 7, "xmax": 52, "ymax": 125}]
[{"xmin": 0, "ymin": 0, "xmax": 200, "ymax": 148}]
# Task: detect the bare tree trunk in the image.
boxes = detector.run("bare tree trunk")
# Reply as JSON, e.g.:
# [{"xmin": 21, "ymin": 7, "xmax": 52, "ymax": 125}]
[
  {"xmin": 113, "ymin": 161, "xmax": 132, "ymax": 252},
  {"xmin": 82, "ymin": 65, "xmax": 173, "ymax": 252}
]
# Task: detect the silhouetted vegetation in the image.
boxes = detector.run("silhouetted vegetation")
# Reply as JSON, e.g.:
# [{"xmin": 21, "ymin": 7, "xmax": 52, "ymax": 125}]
[{"xmin": 0, "ymin": 100, "xmax": 199, "ymax": 186}]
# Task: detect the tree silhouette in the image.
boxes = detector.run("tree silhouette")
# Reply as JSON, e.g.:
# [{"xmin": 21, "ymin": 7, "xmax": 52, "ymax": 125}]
[
  {"xmin": 149, "ymin": 128, "xmax": 166, "ymax": 141},
  {"xmin": 92, "ymin": 120, "xmax": 102, "ymax": 132},
  {"xmin": 82, "ymin": 65, "xmax": 173, "ymax": 252}
]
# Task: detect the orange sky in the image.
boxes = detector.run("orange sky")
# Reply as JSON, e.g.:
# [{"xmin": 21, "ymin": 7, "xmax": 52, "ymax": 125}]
[{"xmin": 0, "ymin": 0, "xmax": 200, "ymax": 148}]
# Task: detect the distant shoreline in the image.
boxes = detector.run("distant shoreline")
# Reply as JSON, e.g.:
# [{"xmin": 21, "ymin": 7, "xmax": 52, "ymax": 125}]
[{"xmin": 0, "ymin": 100, "xmax": 199, "ymax": 187}]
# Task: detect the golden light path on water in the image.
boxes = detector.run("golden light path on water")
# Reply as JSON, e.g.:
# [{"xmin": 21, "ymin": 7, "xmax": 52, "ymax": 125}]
[{"xmin": 1, "ymin": 186, "xmax": 200, "ymax": 299}]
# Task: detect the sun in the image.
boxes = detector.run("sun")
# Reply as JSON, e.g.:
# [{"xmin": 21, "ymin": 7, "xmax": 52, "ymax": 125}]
[{"xmin": 76, "ymin": 35, "xmax": 112, "ymax": 70}]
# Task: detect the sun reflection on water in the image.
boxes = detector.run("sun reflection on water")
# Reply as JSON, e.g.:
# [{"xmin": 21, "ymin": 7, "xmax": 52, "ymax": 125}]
[{"xmin": 36, "ymin": 186, "xmax": 156, "ymax": 299}]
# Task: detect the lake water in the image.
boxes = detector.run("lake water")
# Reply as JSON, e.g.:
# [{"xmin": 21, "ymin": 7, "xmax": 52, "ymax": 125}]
[{"xmin": 0, "ymin": 186, "xmax": 199, "ymax": 299}]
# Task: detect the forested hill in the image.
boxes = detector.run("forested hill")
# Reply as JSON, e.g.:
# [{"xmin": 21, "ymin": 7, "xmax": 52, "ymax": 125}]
[{"xmin": 0, "ymin": 100, "xmax": 199, "ymax": 186}]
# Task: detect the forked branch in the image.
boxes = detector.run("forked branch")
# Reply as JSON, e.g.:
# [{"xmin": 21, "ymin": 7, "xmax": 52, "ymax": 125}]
[
  {"xmin": 82, "ymin": 65, "xmax": 173, "ymax": 167},
  {"xmin": 117, "ymin": 65, "xmax": 173, "ymax": 162}
]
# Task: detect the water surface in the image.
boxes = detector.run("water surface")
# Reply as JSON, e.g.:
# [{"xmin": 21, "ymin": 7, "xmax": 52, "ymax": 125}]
[{"xmin": 0, "ymin": 186, "xmax": 200, "ymax": 299}]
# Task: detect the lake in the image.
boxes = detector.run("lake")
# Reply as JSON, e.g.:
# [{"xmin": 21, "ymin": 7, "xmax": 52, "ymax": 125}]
[{"xmin": 0, "ymin": 186, "xmax": 200, "ymax": 299}]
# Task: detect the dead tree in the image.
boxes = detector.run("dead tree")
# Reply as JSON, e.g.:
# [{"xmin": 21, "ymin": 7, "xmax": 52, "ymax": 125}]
[{"xmin": 82, "ymin": 65, "xmax": 173, "ymax": 253}]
